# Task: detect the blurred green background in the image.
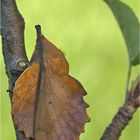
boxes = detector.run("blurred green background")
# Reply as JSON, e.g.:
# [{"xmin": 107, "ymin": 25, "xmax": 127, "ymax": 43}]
[{"xmin": 0, "ymin": 0, "xmax": 139, "ymax": 140}]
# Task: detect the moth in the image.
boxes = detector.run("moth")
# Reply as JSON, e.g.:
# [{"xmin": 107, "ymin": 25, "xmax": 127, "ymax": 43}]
[{"xmin": 12, "ymin": 25, "xmax": 89, "ymax": 140}]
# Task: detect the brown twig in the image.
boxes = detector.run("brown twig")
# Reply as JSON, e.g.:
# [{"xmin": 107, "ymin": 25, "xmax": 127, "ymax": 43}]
[
  {"xmin": 1, "ymin": 0, "xmax": 30, "ymax": 140},
  {"xmin": 100, "ymin": 75, "xmax": 140, "ymax": 140}
]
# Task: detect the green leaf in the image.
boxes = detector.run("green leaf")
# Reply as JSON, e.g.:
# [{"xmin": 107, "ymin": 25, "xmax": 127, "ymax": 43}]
[{"xmin": 104, "ymin": 0, "xmax": 139, "ymax": 66}]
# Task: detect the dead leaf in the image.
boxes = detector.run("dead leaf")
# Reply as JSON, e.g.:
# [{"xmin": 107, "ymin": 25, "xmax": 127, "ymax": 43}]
[{"xmin": 12, "ymin": 31, "xmax": 89, "ymax": 140}]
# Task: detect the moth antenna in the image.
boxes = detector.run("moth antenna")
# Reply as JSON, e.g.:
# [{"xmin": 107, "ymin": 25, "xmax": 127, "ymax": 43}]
[
  {"xmin": 34, "ymin": 25, "xmax": 45, "ymax": 138},
  {"xmin": 34, "ymin": 25, "xmax": 45, "ymax": 71},
  {"xmin": 35, "ymin": 25, "xmax": 42, "ymax": 39}
]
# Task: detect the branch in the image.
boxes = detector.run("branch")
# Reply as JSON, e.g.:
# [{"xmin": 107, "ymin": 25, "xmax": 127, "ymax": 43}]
[
  {"xmin": 1, "ymin": 0, "xmax": 30, "ymax": 140},
  {"xmin": 1, "ymin": 0, "xmax": 29, "ymax": 96},
  {"xmin": 100, "ymin": 75, "xmax": 140, "ymax": 140}
]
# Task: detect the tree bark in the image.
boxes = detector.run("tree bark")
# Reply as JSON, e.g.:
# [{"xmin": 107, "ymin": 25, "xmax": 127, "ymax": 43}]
[{"xmin": 0, "ymin": 0, "xmax": 30, "ymax": 140}]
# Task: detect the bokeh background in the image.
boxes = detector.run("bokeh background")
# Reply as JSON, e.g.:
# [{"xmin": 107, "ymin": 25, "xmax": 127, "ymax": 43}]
[{"xmin": 0, "ymin": 0, "xmax": 139, "ymax": 140}]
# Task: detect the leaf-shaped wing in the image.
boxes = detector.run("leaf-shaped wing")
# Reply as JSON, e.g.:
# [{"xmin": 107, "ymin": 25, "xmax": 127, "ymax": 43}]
[
  {"xmin": 34, "ymin": 70, "xmax": 89, "ymax": 140},
  {"xmin": 12, "ymin": 28, "xmax": 89, "ymax": 140},
  {"xmin": 12, "ymin": 64, "xmax": 39, "ymax": 138}
]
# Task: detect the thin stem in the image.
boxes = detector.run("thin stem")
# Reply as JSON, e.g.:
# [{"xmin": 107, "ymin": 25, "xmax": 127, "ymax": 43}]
[{"xmin": 125, "ymin": 63, "xmax": 132, "ymax": 97}]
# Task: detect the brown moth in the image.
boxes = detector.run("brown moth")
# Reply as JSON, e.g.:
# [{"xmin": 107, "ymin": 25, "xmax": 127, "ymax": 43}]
[{"xmin": 12, "ymin": 25, "xmax": 89, "ymax": 140}]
